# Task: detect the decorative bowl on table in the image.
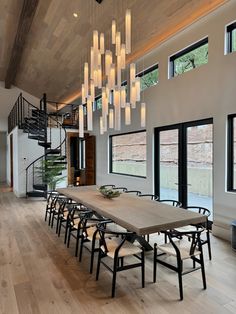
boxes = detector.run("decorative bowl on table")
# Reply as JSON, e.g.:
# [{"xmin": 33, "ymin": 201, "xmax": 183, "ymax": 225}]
[{"xmin": 98, "ymin": 186, "xmax": 121, "ymax": 199}]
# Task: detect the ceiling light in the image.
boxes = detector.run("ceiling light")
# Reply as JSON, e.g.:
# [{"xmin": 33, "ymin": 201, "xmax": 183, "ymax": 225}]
[{"xmin": 73, "ymin": 13, "xmax": 78, "ymax": 18}]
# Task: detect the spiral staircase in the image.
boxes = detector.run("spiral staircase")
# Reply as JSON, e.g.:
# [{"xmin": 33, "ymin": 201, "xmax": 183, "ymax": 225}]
[{"xmin": 8, "ymin": 93, "xmax": 67, "ymax": 197}]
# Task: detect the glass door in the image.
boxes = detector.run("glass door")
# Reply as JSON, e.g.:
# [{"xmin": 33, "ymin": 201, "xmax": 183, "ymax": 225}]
[
  {"xmin": 186, "ymin": 123, "xmax": 213, "ymax": 216},
  {"xmin": 155, "ymin": 118, "xmax": 213, "ymax": 219},
  {"xmin": 159, "ymin": 128, "xmax": 179, "ymax": 200}
]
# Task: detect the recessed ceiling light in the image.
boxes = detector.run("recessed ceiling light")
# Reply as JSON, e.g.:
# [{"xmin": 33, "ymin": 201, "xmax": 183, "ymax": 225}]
[{"xmin": 73, "ymin": 12, "xmax": 78, "ymax": 18}]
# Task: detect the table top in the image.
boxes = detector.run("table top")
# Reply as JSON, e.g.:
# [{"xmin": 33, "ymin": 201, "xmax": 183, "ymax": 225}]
[{"xmin": 57, "ymin": 186, "xmax": 206, "ymax": 236}]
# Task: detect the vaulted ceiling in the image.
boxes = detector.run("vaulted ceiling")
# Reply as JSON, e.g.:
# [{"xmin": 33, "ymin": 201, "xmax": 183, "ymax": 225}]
[{"xmin": 0, "ymin": 0, "xmax": 227, "ymax": 104}]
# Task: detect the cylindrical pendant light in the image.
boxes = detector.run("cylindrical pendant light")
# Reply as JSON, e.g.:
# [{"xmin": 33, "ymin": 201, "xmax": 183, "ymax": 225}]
[
  {"xmin": 114, "ymin": 87, "xmax": 121, "ymax": 131},
  {"xmin": 120, "ymin": 44, "xmax": 126, "ymax": 69},
  {"xmin": 93, "ymin": 69, "xmax": 98, "ymax": 87},
  {"xmin": 106, "ymin": 84, "xmax": 111, "ymax": 104},
  {"xmin": 125, "ymin": 9, "xmax": 131, "ymax": 54},
  {"xmin": 93, "ymin": 30, "xmax": 99, "ymax": 69},
  {"xmin": 90, "ymin": 80, "xmax": 95, "ymax": 102},
  {"xmin": 87, "ymin": 96, "xmax": 93, "ymax": 131},
  {"xmin": 131, "ymin": 81, "xmax": 136, "ymax": 108},
  {"xmin": 135, "ymin": 77, "xmax": 141, "ymax": 101},
  {"xmin": 100, "ymin": 116, "xmax": 104, "ymax": 135},
  {"xmin": 109, "ymin": 108, "xmax": 114, "ymax": 129},
  {"xmin": 98, "ymin": 50, "xmax": 101, "ymax": 66},
  {"xmin": 109, "ymin": 64, "xmax": 115, "ymax": 90},
  {"xmin": 120, "ymin": 86, "xmax": 126, "ymax": 108},
  {"xmin": 130, "ymin": 63, "xmax": 136, "ymax": 83},
  {"xmin": 82, "ymin": 84, "xmax": 86, "ymax": 104},
  {"xmin": 117, "ymin": 55, "xmax": 121, "ymax": 87},
  {"xmin": 90, "ymin": 47, "xmax": 94, "ymax": 79},
  {"xmin": 79, "ymin": 105, "xmax": 84, "ymax": 138},
  {"xmin": 112, "ymin": 20, "xmax": 116, "ymax": 44},
  {"xmin": 97, "ymin": 65, "xmax": 102, "ymax": 88},
  {"xmin": 102, "ymin": 87, "xmax": 107, "ymax": 117},
  {"xmin": 105, "ymin": 50, "xmax": 112, "ymax": 76},
  {"xmin": 115, "ymin": 32, "xmax": 121, "ymax": 56},
  {"xmin": 84, "ymin": 62, "xmax": 89, "ymax": 97},
  {"xmin": 141, "ymin": 102, "xmax": 146, "ymax": 127},
  {"xmin": 100, "ymin": 33, "xmax": 105, "ymax": 54},
  {"xmin": 125, "ymin": 103, "xmax": 131, "ymax": 125}
]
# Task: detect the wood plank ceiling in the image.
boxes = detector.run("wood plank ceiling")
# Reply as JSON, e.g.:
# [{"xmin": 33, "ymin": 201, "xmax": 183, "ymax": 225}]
[{"xmin": 0, "ymin": 0, "xmax": 227, "ymax": 103}]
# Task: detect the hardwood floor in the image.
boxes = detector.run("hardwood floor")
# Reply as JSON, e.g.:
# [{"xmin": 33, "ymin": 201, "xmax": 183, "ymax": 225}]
[{"xmin": 0, "ymin": 191, "xmax": 235, "ymax": 314}]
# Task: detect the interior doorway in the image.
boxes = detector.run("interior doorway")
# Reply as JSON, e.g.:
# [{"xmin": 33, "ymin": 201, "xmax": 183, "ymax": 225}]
[
  {"xmin": 67, "ymin": 133, "xmax": 96, "ymax": 186},
  {"xmin": 154, "ymin": 118, "xmax": 213, "ymax": 218}
]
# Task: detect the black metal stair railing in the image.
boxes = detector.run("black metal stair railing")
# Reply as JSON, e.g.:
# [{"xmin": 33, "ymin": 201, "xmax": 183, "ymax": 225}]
[
  {"xmin": 8, "ymin": 93, "xmax": 67, "ymax": 197},
  {"xmin": 25, "ymin": 95, "xmax": 67, "ymax": 197}
]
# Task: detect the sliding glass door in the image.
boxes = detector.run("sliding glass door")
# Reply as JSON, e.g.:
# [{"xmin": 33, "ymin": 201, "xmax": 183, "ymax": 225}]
[{"xmin": 155, "ymin": 118, "xmax": 213, "ymax": 217}]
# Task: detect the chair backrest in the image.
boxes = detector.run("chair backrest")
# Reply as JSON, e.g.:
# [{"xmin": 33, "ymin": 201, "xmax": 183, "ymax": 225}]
[
  {"xmin": 159, "ymin": 199, "xmax": 182, "ymax": 207},
  {"xmin": 112, "ymin": 187, "xmax": 128, "ymax": 192},
  {"xmin": 185, "ymin": 206, "xmax": 211, "ymax": 217},
  {"xmin": 100, "ymin": 184, "xmax": 116, "ymax": 189},
  {"xmin": 125, "ymin": 190, "xmax": 141, "ymax": 195},
  {"xmin": 139, "ymin": 194, "xmax": 159, "ymax": 200},
  {"xmin": 97, "ymin": 223, "xmax": 133, "ymax": 254},
  {"xmin": 165, "ymin": 228, "xmax": 204, "ymax": 257}
]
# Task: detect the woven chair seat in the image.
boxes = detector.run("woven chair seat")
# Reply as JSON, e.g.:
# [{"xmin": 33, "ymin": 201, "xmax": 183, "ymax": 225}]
[
  {"xmin": 157, "ymin": 240, "xmax": 201, "ymax": 260},
  {"xmin": 102, "ymin": 238, "xmax": 142, "ymax": 259}
]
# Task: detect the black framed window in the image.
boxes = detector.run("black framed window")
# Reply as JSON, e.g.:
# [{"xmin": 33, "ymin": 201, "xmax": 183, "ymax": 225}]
[
  {"xmin": 226, "ymin": 22, "xmax": 236, "ymax": 53},
  {"xmin": 169, "ymin": 37, "xmax": 208, "ymax": 77},
  {"xmin": 136, "ymin": 64, "xmax": 158, "ymax": 91},
  {"xmin": 227, "ymin": 114, "xmax": 236, "ymax": 191},
  {"xmin": 109, "ymin": 130, "xmax": 146, "ymax": 178}
]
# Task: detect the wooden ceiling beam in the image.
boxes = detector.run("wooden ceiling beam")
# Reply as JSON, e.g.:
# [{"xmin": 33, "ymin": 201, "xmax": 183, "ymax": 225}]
[{"xmin": 5, "ymin": 0, "xmax": 39, "ymax": 89}]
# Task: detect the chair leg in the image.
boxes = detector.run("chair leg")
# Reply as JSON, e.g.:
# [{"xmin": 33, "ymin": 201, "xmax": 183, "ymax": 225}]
[
  {"xmin": 75, "ymin": 228, "xmax": 81, "ymax": 257},
  {"xmin": 90, "ymin": 238, "xmax": 96, "ymax": 274},
  {"xmin": 206, "ymin": 230, "xmax": 212, "ymax": 260},
  {"xmin": 96, "ymin": 249, "xmax": 101, "ymax": 281},
  {"xmin": 79, "ymin": 235, "xmax": 84, "ymax": 262},
  {"xmin": 58, "ymin": 219, "xmax": 62, "ymax": 237},
  {"xmin": 48, "ymin": 210, "xmax": 52, "ymax": 226},
  {"xmin": 153, "ymin": 243, "xmax": 157, "ymax": 283},
  {"xmin": 64, "ymin": 220, "xmax": 69, "ymax": 244},
  {"xmin": 67, "ymin": 226, "xmax": 72, "ymax": 248},
  {"xmin": 45, "ymin": 208, "xmax": 48, "ymax": 221},
  {"xmin": 51, "ymin": 212, "xmax": 55, "ymax": 228},
  {"xmin": 200, "ymin": 253, "xmax": 207, "ymax": 289},
  {"xmin": 56, "ymin": 216, "xmax": 60, "ymax": 234},
  {"xmin": 112, "ymin": 258, "xmax": 118, "ymax": 298},
  {"xmin": 177, "ymin": 259, "xmax": 183, "ymax": 301},
  {"xmin": 141, "ymin": 249, "xmax": 145, "ymax": 288}
]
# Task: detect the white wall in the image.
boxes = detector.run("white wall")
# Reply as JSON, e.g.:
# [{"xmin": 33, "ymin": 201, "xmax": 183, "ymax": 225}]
[
  {"xmin": 91, "ymin": 1, "xmax": 236, "ymax": 241},
  {"xmin": 7, "ymin": 126, "xmax": 68, "ymax": 197}
]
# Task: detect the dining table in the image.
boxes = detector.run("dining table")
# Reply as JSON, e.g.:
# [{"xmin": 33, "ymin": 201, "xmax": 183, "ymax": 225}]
[{"xmin": 57, "ymin": 185, "xmax": 206, "ymax": 250}]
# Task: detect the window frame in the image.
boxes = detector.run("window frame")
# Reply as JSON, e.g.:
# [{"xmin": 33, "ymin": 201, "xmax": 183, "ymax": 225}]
[
  {"xmin": 136, "ymin": 63, "xmax": 159, "ymax": 79},
  {"xmin": 169, "ymin": 37, "xmax": 208, "ymax": 78},
  {"xmin": 109, "ymin": 129, "xmax": 147, "ymax": 178},
  {"xmin": 227, "ymin": 114, "xmax": 236, "ymax": 192},
  {"xmin": 226, "ymin": 21, "xmax": 236, "ymax": 53}
]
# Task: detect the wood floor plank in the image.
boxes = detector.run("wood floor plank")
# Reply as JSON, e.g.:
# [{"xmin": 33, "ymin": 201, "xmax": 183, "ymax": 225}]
[{"xmin": 0, "ymin": 191, "xmax": 236, "ymax": 314}]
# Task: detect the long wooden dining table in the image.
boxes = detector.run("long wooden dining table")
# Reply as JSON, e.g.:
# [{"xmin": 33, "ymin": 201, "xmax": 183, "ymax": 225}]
[{"xmin": 57, "ymin": 185, "xmax": 206, "ymax": 237}]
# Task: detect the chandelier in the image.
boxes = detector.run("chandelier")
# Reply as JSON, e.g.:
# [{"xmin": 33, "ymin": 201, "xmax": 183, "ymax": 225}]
[{"xmin": 79, "ymin": 9, "xmax": 146, "ymax": 137}]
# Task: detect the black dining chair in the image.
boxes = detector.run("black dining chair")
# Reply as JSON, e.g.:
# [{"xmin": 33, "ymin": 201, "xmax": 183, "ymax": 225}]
[
  {"xmin": 125, "ymin": 190, "xmax": 141, "ymax": 195},
  {"xmin": 96, "ymin": 223, "xmax": 145, "ymax": 298},
  {"xmin": 158, "ymin": 199, "xmax": 182, "ymax": 207},
  {"xmin": 174, "ymin": 206, "xmax": 212, "ymax": 260},
  {"xmin": 139, "ymin": 194, "xmax": 159, "ymax": 200},
  {"xmin": 153, "ymin": 228, "xmax": 206, "ymax": 300}
]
